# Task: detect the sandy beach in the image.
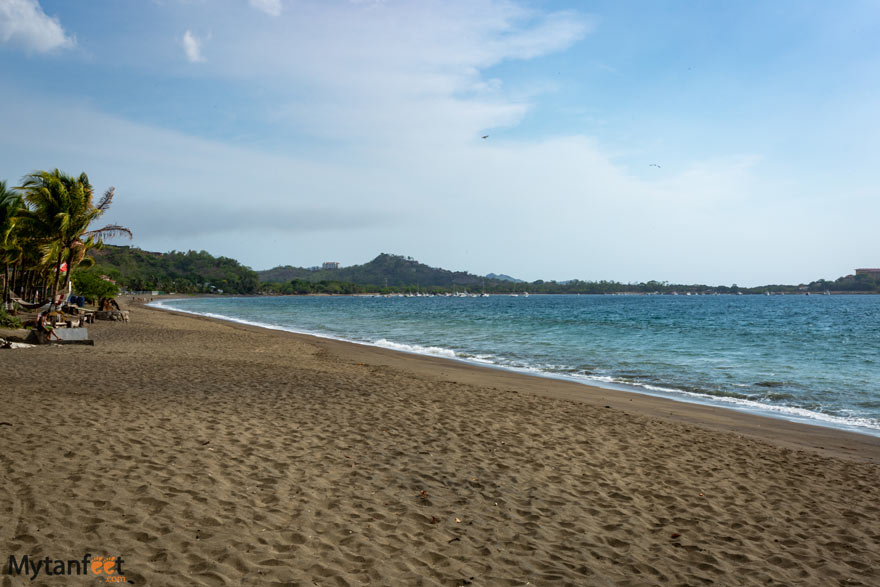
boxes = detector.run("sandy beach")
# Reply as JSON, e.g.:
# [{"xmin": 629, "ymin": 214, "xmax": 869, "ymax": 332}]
[{"xmin": 2, "ymin": 301, "xmax": 879, "ymax": 586}]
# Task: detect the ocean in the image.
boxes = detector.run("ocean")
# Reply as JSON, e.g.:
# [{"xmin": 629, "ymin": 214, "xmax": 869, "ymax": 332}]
[{"xmin": 152, "ymin": 294, "xmax": 880, "ymax": 437}]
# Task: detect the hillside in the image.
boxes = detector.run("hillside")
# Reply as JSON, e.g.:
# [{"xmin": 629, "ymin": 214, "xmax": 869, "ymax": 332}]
[
  {"xmin": 258, "ymin": 253, "xmax": 497, "ymax": 288},
  {"xmin": 87, "ymin": 245, "xmax": 259, "ymax": 294},
  {"xmin": 486, "ymin": 273, "xmax": 524, "ymax": 283}
]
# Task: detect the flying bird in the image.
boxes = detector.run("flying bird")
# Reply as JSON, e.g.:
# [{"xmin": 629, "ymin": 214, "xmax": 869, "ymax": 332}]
[
  {"xmin": 482, "ymin": 135, "xmax": 489, "ymax": 139},
  {"xmin": 649, "ymin": 163, "xmax": 661, "ymax": 168}
]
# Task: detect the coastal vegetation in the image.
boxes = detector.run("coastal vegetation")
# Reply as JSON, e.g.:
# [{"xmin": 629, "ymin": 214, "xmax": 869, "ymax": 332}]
[
  {"xmin": 256, "ymin": 253, "xmax": 880, "ymax": 295},
  {"xmin": 0, "ymin": 307, "xmax": 23, "ymax": 328},
  {"xmin": 87, "ymin": 246, "xmax": 259, "ymax": 294},
  {"xmin": 71, "ymin": 268, "xmax": 121, "ymax": 303},
  {"xmin": 56, "ymin": 247, "xmax": 878, "ymax": 297},
  {"xmin": 1, "ymin": 170, "xmax": 131, "ymax": 311}
]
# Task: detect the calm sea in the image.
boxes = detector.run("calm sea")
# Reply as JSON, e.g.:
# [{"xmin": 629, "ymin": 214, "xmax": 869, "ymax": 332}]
[{"xmin": 153, "ymin": 294, "xmax": 880, "ymax": 437}]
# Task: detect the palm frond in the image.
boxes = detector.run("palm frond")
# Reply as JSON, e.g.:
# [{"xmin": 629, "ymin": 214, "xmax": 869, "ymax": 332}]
[
  {"xmin": 84, "ymin": 224, "xmax": 133, "ymax": 241},
  {"xmin": 96, "ymin": 187, "xmax": 115, "ymax": 212}
]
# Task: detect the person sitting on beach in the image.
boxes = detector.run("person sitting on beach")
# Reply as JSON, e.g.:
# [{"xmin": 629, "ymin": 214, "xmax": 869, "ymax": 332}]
[{"xmin": 35, "ymin": 312, "xmax": 61, "ymax": 343}]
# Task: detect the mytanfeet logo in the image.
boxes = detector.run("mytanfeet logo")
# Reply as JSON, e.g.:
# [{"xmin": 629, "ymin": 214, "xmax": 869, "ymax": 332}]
[{"xmin": 6, "ymin": 554, "xmax": 126, "ymax": 582}]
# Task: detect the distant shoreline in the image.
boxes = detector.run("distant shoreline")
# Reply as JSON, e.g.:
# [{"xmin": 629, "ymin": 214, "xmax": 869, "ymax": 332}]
[
  {"xmin": 91, "ymin": 246, "xmax": 880, "ymax": 297},
  {"xmin": 130, "ymin": 290, "xmax": 880, "ymax": 299}
]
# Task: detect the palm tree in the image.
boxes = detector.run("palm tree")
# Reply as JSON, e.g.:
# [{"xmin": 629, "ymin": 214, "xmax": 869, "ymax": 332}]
[
  {"xmin": 56, "ymin": 185, "xmax": 132, "ymax": 293},
  {"xmin": 0, "ymin": 180, "xmax": 24, "ymax": 307},
  {"xmin": 16, "ymin": 170, "xmax": 132, "ymax": 309},
  {"xmin": 59, "ymin": 185, "xmax": 133, "ymax": 301}
]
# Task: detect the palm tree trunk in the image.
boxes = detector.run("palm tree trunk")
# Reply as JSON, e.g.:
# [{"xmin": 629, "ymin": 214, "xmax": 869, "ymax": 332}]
[
  {"xmin": 25, "ymin": 268, "xmax": 36, "ymax": 302},
  {"xmin": 24, "ymin": 269, "xmax": 32, "ymax": 302},
  {"xmin": 21, "ymin": 267, "xmax": 31, "ymax": 301},
  {"xmin": 30, "ymin": 269, "xmax": 42, "ymax": 303},
  {"xmin": 2, "ymin": 263, "xmax": 9, "ymax": 308},
  {"xmin": 10, "ymin": 262, "xmax": 18, "ymax": 301},
  {"xmin": 62, "ymin": 245, "xmax": 74, "ymax": 293},
  {"xmin": 49, "ymin": 248, "xmax": 64, "ymax": 310}
]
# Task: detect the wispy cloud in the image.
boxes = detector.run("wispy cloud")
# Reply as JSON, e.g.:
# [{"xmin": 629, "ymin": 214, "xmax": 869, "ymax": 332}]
[
  {"xmin": 248, "ymin": 0, "xmax": 282, "ymax": 17},
  {"xmin": 488, "ymin": 10, "xmax": 592, "ymax": 61},
  {"xmin": 3, "ymin": 88, "xmax": 849, "ymax": 285},
  {"xmin": 200, "ymin": 1, "xmax": 593, "ymax": 147},
  {"xmin": 0, "ymin": 0, "xmax": 75, "ymax": 53},
  {"xmin": 181, "ymin": 29, "xmax": 205, "ymax": 62}
]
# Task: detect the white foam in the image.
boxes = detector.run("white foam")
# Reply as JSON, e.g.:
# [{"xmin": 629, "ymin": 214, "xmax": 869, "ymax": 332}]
[
  {"xmin": 373, "ymin": 338, "xmax": 458, "ymax": 359},
  {"xmin": 150, "ymin": 299, "xmax": 880, "ymax": 437},
  {"xmin": 149, "ymin": 299, "xmax": 350, "ymax": 341},
  {"xmin": 469, "ymin": 355, "xmax": 496, "ymax": 364},
  {"xmin": 578, "ymin": 376, "xmax": 880, "ymax": 434}
]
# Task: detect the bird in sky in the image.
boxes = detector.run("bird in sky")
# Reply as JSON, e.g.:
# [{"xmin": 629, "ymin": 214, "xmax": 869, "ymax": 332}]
[
  {"xmin": 482, "ymin": 135, "xmax": 489, "ymax": 139},
  {"xmin": 649, "ymin": 163, "xmax": 661, "ymax": 168}
]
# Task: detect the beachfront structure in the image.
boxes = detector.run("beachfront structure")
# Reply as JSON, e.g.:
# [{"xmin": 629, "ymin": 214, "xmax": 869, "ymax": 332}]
[
  {"xmin": 322, "ymin": 262, "xmax": 340, "ymax": 270},
  {"xmin": 855, "ymin": 268, "xmax": 880, "ymax": 276}
]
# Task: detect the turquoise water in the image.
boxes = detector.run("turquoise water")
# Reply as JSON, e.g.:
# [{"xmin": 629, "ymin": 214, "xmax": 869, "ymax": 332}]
[{"xmin": 154, "ymin": 294, "xmax": 880, "ymax": 436}]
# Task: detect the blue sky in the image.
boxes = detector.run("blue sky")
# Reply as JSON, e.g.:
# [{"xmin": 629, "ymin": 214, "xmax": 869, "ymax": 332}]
[{"xmin": 1, "ymin": 0, "xmax": 878, "ymax": 285}]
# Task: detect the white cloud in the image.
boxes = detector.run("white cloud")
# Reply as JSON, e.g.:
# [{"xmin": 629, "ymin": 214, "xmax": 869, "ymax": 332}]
[
  {"xmin": 6, "ymin": 2, "xmax": 873, "ymax": 285},
  {"xmin": 181, "ymin": 29, "xmax": 205, "ymax": 62},
  {"xmin": 488, "ymin": 10, "xmax": 592, "ymax": 61},
  {"xmin": 203, "ymin": 1, "xmax": 592, "ymax": 148},
  {"xmin": 248, "ymin": 0, "xmax": 282, "ymax": 17},
  {"xmin": 0, "ymin": 0, "xmax": 74, "ymax": 53},
  {"xmin": 4, "ymin": 88, "xmax": 867, "ymax": 286}
]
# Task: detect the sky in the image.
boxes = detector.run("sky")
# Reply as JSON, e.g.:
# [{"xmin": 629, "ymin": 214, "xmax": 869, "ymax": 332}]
[{"xmin": 1, "ymin": 0, "xmax": 878, "ymax": 286}]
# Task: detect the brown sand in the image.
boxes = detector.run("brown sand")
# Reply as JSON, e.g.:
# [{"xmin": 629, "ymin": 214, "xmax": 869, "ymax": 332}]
[{"xmin": 1, "ymin": 302, "xmax": 879, "ymax": 586}]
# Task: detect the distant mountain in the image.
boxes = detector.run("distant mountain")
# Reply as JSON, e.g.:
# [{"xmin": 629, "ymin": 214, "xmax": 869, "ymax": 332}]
[
  {"xmin": 258, "ymin": 253, "xmax": 501, "ymax": 288},
  {"xmin": 485, "ymin": 273, "xmax": 524, "ymax": 283}
]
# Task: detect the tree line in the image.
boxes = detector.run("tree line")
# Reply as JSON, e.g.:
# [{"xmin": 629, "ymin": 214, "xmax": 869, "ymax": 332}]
[
  {"xmin": 89, "ymin": 246, "xmax": 259, "ymax": 295},
  {"xmin": 1, "ymin": 170, "xmax": 131, "ymax": 314},
  {"xmin": 257, "ymin": 275, "xmax": 880, "ymax": 296}
]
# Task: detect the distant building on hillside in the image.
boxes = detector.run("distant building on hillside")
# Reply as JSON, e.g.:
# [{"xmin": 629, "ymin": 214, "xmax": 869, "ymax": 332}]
[
  {"xmin": 322, "ymin": 261, "xmax": 340, "ymax": 270},
  {"xmin": 855, "ymin": 268, "xmax": 880, "ymax": 276}
]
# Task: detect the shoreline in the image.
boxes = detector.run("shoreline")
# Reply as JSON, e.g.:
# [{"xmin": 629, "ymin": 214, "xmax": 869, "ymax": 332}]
[
  {"xmin": 150, "ymin": 296, "xmax": 880, "ymax": 448},
  {"xmin": 3, "ymin": 301, "xmax": 879, "ymax": 585}
]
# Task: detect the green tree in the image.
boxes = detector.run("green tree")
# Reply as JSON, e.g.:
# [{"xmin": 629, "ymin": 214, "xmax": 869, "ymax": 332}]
[
  {"xmin": 71, "ymin": 269, "xmax": 120, "ymax": 303},
  {"xmin": 0, "ymin": 180, "xmax": 24, "ymax": 306},
  {"xmin": 16, "ymin": 170, "xmax": 131, "ymax": 309}
]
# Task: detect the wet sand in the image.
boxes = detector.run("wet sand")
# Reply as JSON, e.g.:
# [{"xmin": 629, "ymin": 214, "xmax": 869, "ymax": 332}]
[{"xmin": 1, "ymin": 302, "xmax": 879, "ymax": 586}]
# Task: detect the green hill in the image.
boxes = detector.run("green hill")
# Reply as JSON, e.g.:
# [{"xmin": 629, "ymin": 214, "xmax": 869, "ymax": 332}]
[
  {"xmin": 258, "ymin": 253, "xmax": 494, "ymax": 289},
  {"xmin": 87, "ymin": 245, "xmax": 259, "ymax": 294}
]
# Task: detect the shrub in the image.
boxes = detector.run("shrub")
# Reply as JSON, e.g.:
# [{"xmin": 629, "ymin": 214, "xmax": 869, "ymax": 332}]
[
  {"xmin": 0, "ymin": 307, "xmax": 23, "ymax": 328},
  {"xmin": 72, "ymin": 270, "xmax": 120, "ymax": 303}
]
